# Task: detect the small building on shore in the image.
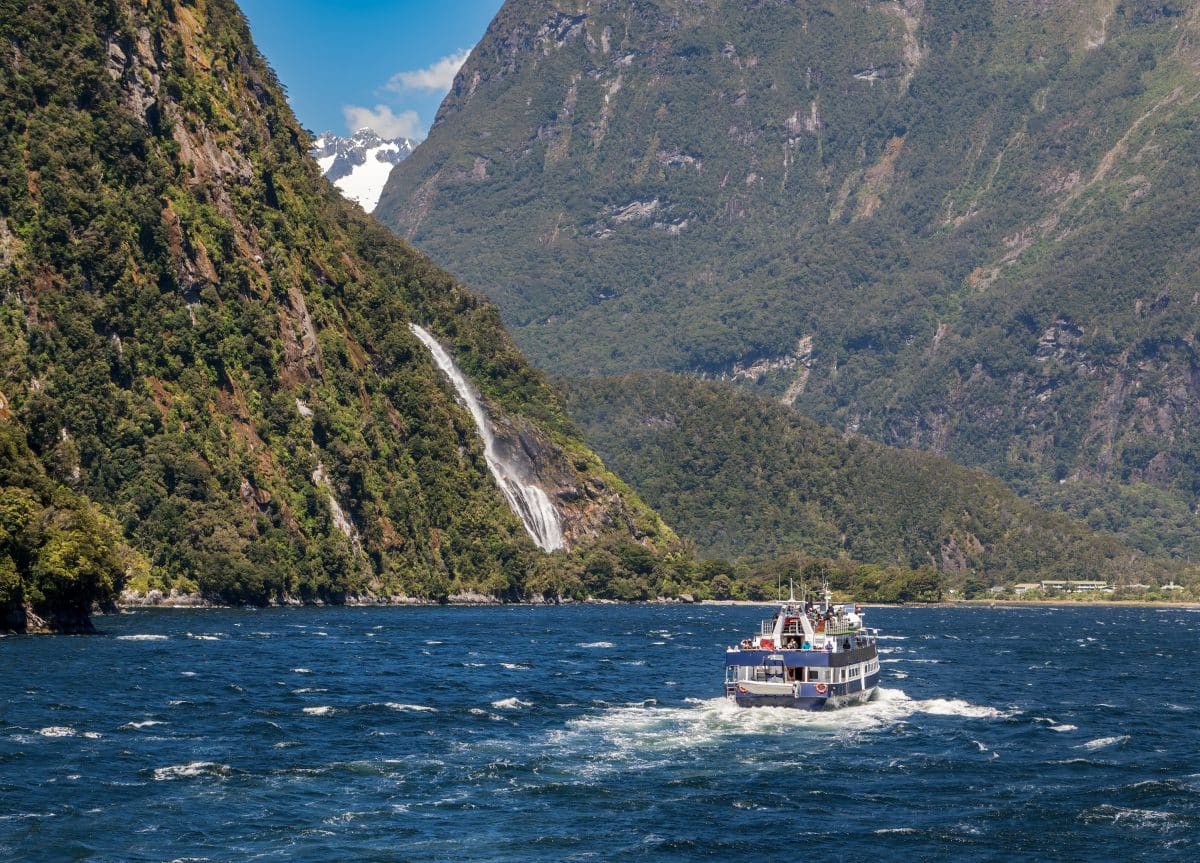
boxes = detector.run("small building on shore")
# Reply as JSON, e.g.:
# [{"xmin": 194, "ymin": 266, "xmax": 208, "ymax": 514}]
[{"xmin": 1039, "ymin": 580, "xmax": 1110, "ymax": 593}]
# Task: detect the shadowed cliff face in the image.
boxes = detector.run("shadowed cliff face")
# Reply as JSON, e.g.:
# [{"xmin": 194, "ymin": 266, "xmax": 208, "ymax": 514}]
[
  {"xmin": 0, "ymin": 0, "xmax": 677, "ymax": 615},
  {"xmin": 378, "ymin": 0, "xmax": 1200, "ymax": 559}
]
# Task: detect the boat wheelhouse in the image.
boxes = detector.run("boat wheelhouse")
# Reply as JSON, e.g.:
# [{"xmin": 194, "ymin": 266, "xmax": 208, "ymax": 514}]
[{"xmin": 724, "ymin": 587, "xmax": 880, "ymax": 709}]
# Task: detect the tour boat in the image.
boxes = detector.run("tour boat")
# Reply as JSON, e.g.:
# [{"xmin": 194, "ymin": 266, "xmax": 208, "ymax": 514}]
[{"xmin": 724, "ymin": 586, "xmax": 880, "ymax": 709}]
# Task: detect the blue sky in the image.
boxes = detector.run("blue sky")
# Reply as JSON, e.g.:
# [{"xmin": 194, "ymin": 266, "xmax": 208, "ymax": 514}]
[{"xmin": 238, "ymin": 0, "xmax": 504, "ymax": 140}]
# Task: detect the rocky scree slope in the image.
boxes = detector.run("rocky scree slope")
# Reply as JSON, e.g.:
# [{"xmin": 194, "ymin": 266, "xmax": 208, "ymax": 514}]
[
  {"xmin": 378, "ymin": 0, "xmax": 1200, "ymax": 560},
  {"xmin": 0, "ymin": 0, "xmax": 679, "ymax": 626}
]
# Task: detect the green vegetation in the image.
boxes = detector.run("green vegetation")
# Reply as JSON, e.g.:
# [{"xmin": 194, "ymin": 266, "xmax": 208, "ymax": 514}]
[
  {"xmin": 0, "ymin": 0, "xmax": 691, "ymax": 624},
  {"xmin": 565, "ymin": 373, "xmax": 1195, "ymax": 590},
  {"xmin": 379, "ymin": 0, "xmax": 1200, "ymax": 562},
  {"xmin": 0, "ymin": 423, "xmax": 141, "ymax": 630}
]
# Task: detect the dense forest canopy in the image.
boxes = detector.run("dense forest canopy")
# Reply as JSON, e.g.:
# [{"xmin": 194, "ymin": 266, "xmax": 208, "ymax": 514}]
[{"xmin": 566, "ymin": 373, "xmax": 1190, "ymax": 589}]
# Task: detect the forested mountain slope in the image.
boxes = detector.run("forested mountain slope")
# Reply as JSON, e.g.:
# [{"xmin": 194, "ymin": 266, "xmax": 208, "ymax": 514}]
[
  {"xmin": 0, "ymin": 0, "xmax": 683, "ymax": 627},
  {"xmin": 378, "ymin": 0, "xmax": 1200, "ymax": 558},
  {"xmin": 566, "ymin": 373, "xmax": 1182, "ymax": 585}
]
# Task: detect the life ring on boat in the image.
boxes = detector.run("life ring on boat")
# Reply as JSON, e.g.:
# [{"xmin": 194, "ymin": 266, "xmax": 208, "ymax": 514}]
[{"xmin": 814, "ymin": 682, "xmax": 828, "ymax": 695}]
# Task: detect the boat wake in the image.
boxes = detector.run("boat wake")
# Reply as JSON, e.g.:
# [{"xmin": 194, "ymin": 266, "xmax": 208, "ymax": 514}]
[{"xmin": 548, "ymin": 687, "xmax": 1009, "ymax": 761}]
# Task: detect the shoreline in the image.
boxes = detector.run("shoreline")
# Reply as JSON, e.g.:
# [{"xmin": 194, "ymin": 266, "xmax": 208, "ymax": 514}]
[
  {"xmin": 111, "ymin": 594, "xmax": 1200, "ymax": 611},
  {"xmin": 940, "ymin": 598, "xmax": 1200, "ymax": 609},
  {"xmin": 11, "ymin": 594, "xmax": 1198, "ymax": 634}
]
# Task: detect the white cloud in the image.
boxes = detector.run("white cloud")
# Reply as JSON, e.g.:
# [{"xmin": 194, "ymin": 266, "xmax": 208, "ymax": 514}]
[
  {"xmin": 342, "ymin": 104, "xmax": 424, "ymax": 140},
  {"xmin": 384, "ymin": 48, "xmax": 472, "ymax": 93}
]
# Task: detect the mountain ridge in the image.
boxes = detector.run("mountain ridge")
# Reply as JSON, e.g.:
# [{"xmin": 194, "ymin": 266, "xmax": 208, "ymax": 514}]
[
  {"xmin": 377, "ymin": 0, "xmax": 1200, "ymax": 560},
  {"xmin": 0, "ymin": 0, "xmax": 689, "ymax": 628}
]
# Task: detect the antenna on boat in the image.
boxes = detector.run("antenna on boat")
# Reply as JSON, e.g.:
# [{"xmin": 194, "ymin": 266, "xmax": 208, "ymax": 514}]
[{"xmin": 788, "ymin": 579, "xmax": 796, "ymax": 602}]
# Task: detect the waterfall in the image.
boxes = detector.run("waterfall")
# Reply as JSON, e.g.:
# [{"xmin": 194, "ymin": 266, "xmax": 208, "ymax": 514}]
[{"xmin": 408, "ymin": 324, "xmax": 565, "ymax": 552}]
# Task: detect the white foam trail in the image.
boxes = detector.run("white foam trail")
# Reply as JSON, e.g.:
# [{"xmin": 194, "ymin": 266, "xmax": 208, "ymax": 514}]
[
  {"xmin": 303, "ymin": 706, "xmax": 336, "ymax": 716},
  {"xmin": 37, "ymin": 726, "xmax": 75, "ymax": 737},
  {"xmin": 186, "ymin": 633, "xmax": 220, "ymax": 641},
  {"xmin": 500, "ymin": 662, "xmax": 530, "ymax": 670},
  {"xmin": 1083, "ymin": 805, "xmax": 1178, "ymax": 828},
  {"xmin": 919, "ymin": 698, "xmax": 1005, "ymax": 718},
  {"xmin": 1079, "ymin": 734, "xmax": 1129, "ymax": 750},
  {"xmin": 550, "ymin": 688, "xmax": 1009, "ymax": 760},
  {"xmin": 120, "ymin": 720, "xmax": 164, "ymax": 730},
  {"xmin": 1050, "ymin": 724, "xmax": 1078, "ymax": 732},
  {"xmin": 492, "ymin": 697, "xmax": 533, "ymax": 710},
  {"xmin": 382, "ymin": 703, "xmax": 437, "ymax": 713},
  {"xmin": 152, "ymin": 761, "xmax": 230, "ymax": 781},
  {"xmin": 578, "ymin": 641, "xmax": 615, "ymax": 648},
  {"xmin": 116, "ymin": 634, "xmax": 168, "ymax": 641},
  {"xmin": 408, "ymin": 323, "xmax": 564, "ymax": 551}
]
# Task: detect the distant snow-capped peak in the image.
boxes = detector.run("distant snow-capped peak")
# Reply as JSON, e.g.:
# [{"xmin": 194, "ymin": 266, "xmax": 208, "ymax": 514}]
[{"xmin": 311, "ymin": 128, "xmax": 414, "ymax": 213}]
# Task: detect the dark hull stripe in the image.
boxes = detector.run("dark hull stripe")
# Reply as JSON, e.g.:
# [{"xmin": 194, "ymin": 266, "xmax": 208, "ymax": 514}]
[{"xmin": 730, "ymin": 672, "xmax": 881, "ymax": 710}]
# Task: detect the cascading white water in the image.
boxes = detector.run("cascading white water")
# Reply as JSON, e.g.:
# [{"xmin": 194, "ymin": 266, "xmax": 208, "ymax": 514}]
[{"xmin": 408, "ymin": 323, "xmax": 565, "ymax": 552}]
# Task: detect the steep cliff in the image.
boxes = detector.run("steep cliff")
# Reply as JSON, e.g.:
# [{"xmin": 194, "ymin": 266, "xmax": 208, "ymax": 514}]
[
  {"xmin": 0, "ymin": 0, "xmax": 679, "ymax": 624},
  {"xmin": 378, "ymin": 0, "xmax": 1200, "ymax": 558}
]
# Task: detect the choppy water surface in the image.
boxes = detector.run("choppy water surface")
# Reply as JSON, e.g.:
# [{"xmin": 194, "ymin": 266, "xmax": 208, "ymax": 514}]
[{"xmin": 3, "ymin": 604, "xmax": 1200, "ymax": 861}]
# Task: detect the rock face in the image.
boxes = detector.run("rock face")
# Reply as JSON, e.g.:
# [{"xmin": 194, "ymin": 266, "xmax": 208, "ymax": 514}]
[
  {"xmin": 378, "ymin": 0, "xmax": 1200, "ymax": 559},
  {"xmin": 311, "ymin": 128, "xmax": 414, "ymax": 212},
  {"xmin": 0, "ymin": 0, "xmax": 678, "ymax": 614},
  {"xmin": 2, "ymin": 604, "xmax": 96, "ymax": 635}
]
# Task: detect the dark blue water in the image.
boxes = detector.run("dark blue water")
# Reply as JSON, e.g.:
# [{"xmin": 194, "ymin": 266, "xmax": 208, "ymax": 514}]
[{"xmin": 3, "ymin": 604, "xmax": 1199, "ymax": 861}]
